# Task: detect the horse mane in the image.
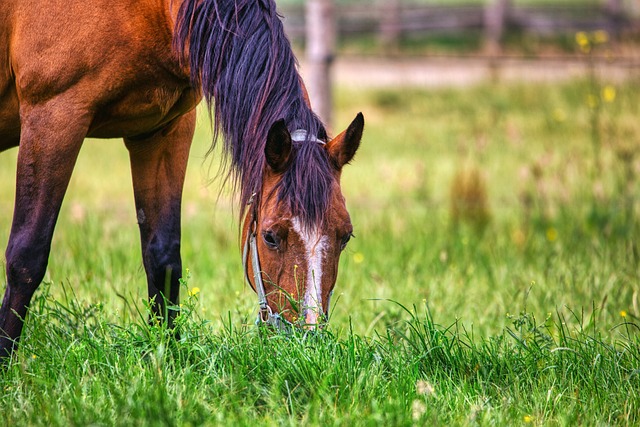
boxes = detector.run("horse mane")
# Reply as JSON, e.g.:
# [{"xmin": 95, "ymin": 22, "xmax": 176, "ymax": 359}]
[{"xmin": 173, "ymin": 0, "xmax": 332, "ymax": 229}]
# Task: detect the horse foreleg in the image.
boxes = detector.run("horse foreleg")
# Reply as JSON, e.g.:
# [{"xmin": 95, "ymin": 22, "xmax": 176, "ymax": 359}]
[
  {"xmin": 0, "ymin": 103, "xmax": 87, "ymax": 358},
  {"xmin": 124, "ymin": 111, "xmax": 195, "ymax": 327}
]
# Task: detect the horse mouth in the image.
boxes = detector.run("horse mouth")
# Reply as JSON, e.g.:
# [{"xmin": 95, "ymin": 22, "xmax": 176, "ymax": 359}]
[
  {"xmin": 257, "ymin": 306, "xmax": 328, "ymax": 332},
  {"xmin": 303, "ymin": 308, "xmax": 322, "ymax": 328}
]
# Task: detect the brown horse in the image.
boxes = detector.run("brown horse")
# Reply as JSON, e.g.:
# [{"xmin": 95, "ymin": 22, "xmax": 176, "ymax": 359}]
[{"xmin": 0, "ymin": 0, "xmax": 364, "ymax": 356}]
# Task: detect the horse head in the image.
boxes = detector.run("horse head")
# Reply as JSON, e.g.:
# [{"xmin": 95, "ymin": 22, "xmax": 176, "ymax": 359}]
[{"xmin": 242, "ymin": 113, "xmax": 364, "ymax": 328}]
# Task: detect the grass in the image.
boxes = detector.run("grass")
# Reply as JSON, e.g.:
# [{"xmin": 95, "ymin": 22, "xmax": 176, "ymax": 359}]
[
  {"xmin": 335, "ymin": 30, "xmax": 595, "ymax": 57},
  {"xmin": 1, "ymin": 76, "xmax": 640, "ymax": 424},
  {"xmin": 3, "ymin": 290, "xmax": 639, "ymax": 425}
]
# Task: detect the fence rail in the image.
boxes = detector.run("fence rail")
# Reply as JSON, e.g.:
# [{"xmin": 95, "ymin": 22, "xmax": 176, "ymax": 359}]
[{"xmin": 280, "ymin": 3, "xmax": 633, "ymax": 44}]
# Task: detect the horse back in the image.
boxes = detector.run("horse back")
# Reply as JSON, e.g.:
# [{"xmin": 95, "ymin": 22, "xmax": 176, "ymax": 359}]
[{"xmin": 0, "ymin": 0, "xmax": 198, "ymax": 144}]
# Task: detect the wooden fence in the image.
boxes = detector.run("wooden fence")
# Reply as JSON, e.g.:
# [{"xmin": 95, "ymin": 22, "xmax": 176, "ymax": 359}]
[{"xmin": 280, "ymin": 2, "xmax": 634, "ymax": 50}]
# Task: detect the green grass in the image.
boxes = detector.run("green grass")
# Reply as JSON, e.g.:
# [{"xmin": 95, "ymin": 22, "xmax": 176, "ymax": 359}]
[{"xmin": 1, "ymin": 77, "xmax": 640, "ymax": 424}]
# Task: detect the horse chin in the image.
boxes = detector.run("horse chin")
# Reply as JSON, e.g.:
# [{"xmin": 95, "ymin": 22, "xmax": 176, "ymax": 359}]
[{"xmin": 264, "ymin": 306, "xmax": 327, "ymax": 332}]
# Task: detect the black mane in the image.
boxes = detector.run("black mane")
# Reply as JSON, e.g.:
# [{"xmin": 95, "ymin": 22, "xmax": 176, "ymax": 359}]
[{"xmin": 174, "ymin": 0, "xmax": 333, "ymax": 227}]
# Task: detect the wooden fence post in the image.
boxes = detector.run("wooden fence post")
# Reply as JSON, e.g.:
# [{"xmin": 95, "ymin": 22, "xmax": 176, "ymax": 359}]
[
  {"xmin": 484, "ymin": 0, "xmax": 511, "ymax": 55},
  {"xmin": 605, "ymin": 0, "xmax": 624, "ymax": 40},
  {"xmin": 379, "ymin": 0, "xmax": 401, "ymax": 54},
  {"xmin": 306, "ymin": 0, "xmax": 335, "ymax": 129}
]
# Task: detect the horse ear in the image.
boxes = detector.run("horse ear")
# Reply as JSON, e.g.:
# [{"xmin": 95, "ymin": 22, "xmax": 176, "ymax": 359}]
[
  {"xmin": 265, "ymin": 119, "xmax": 293, "ymax": 173},
  {"xmin": 326, "ymin": 112, "xmax": 364, "ymax": 170}
]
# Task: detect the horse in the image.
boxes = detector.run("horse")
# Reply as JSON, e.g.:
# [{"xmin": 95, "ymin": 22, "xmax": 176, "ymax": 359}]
[{"xmin": 0, "ymin": 0, "xmax": 364, "ymax": 357}]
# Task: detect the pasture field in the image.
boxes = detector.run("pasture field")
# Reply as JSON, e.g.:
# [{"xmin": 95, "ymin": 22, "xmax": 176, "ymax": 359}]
[{"xmin": 1, "ymin": 78, "xmax": 639, "ymax": 425}]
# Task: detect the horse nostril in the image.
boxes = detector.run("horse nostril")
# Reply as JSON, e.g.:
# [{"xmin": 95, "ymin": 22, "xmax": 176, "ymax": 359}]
[{"xmin": 304, "ymin": 308, "xmax": 320, "ymax": 327}]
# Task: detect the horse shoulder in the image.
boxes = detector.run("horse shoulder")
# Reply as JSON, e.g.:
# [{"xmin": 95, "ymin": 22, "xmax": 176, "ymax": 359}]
[
  {"xmin": 7, "ymin": 0, "xmax": 197, "ymax": 137},
  {"xmin": 11, "ymin": 1, "xmax": 179, "ymax": 101}
]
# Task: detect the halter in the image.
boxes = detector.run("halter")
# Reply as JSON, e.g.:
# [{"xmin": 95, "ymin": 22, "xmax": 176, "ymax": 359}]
[
  {"xmin": 242, "ymin": 130, "xmax": 325, "ymax": 329},
  {"xmin": 242, "ymin": 192, "xmax": 286, "ymax": 329},
  {"xmin": 290, "ymin": 129, "xmax": 326, "ymax": 145}
]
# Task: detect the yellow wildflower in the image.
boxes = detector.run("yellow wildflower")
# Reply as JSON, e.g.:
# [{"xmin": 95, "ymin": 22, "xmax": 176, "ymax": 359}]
[
  {"xmin": 553, "ymin": 108, "xmax": 567, "ymax": 123},
  {"xmin": 546, "ymin": 227, "xmax": 558, "ymax": 242},
  {"xmin": 620, "ymin": 310, "xmax": 627, "ymax": 318},
  {"xmin": 575, "ymin": 32, "xmax": 589, "ymax": 47},
  {"xmin": 353, "ymin": 252, "xmax": 365, "ymax": 264},
  {"xmin": 602, "ymin": 85, "xmax": 616, "ymax": 103},
  {"xmin": 593, "ymin": 30, "xmax": 609, "ymax": 44},
  {"xmin": 188, "ymin": 287, "xmax": 200, "ymax": 297},
  {"xmin": 575, "ymin": 31, "xmax": 590, "ymax": 53},
  {"xmin": 524, "ymin": 415, "xmax": 533, "ymax": 423}
]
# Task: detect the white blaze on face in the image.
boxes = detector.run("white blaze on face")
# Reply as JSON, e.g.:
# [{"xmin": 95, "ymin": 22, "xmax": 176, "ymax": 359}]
[{"xmin": 291, "ymin": 217, "xmax": 327, "ymax": 325}]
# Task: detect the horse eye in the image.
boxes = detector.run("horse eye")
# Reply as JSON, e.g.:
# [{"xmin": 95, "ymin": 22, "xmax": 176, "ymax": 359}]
[
  {"xmin": 262, "ymin": 230, "xmax": 280, "ymax": 250},
  {"xmin": 340, "ymin": 232, "xmax": 354, "ymax": 250}
]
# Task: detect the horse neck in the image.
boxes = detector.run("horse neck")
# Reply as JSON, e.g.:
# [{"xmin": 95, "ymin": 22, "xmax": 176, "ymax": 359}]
[{"xmin": 164, "ymin": 0, "xmax": 184, "ymax": 30}]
